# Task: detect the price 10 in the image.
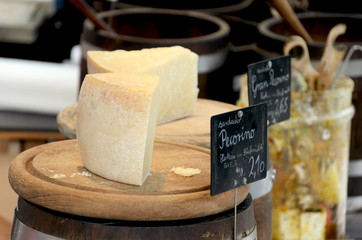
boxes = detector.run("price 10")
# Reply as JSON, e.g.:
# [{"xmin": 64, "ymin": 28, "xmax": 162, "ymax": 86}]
[{"xmin": 248, "ymin": 154, "xmax": 265, "ymax": 179}]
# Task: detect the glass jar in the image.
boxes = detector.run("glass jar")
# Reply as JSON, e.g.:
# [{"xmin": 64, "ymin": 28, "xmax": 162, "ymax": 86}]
[{"xmin": 269, "ymin": 76, "xmax": 355, "ymax": 239}]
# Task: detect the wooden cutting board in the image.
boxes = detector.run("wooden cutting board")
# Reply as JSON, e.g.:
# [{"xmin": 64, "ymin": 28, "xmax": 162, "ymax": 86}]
[
  {"xmin": 57, "ymin": 99, "xmax": 240, "ymax": 148},
  {"xmin": 9, "ymin": 139, "xmax": 249, "ymax": 221},
  {"xmin": 155, "ymin": 98, "xmax": 239, "ymax": 148},
  {"xmin": 56, "ymin": 103, "xmax": 77, "ymax": 139}
]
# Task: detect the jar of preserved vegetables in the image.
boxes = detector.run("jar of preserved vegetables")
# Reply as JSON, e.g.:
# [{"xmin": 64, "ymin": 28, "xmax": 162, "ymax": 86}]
[{"xmin": 269, "ymin": 76, "xmax": 355, "ymax": 239}]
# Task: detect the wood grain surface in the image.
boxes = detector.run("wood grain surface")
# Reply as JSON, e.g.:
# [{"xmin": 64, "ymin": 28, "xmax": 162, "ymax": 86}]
[
  {"xmin": 253, "ymin": 190, "xmax": 272, "ymax": 240},
  {"xmin": 155, "ymin": 98, "xmax": 239, "ymax": 148},
  {"xmin": 57, "ymin": 99, "xmax": 240, "ymax": 148},
  {"xmin": 56, "ymin": 103, "xmax": 77, "ymax": 139},
  {"xmin": 9, "ymin": 139, "xmax": 249, "ymax": 221}
]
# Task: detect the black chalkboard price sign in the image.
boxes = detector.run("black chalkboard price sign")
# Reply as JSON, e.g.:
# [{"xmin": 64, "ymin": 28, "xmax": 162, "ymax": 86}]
[
  {"xmin": 210, "ymin": 103, "xmax": 268, "ymax": 196},
  {"xmin": 247, "ymin": 55, "xmax": 291, "ymax": 126}
]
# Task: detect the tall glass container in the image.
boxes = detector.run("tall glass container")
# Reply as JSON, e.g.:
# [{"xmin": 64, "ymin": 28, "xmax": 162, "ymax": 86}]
[{"xmin": 269, "ymin": 76, "xmax": 354, "ymax": 239}]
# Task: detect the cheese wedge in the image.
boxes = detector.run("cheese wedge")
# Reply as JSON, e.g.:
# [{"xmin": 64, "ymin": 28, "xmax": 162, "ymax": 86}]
[
  {"xmin": 276, "ymin": 208, "xmax": 300, "ymax": 240},
  {"xmin": 87, "ymin": 46, "xmax": 199, "ymax": 124},
  {"xmin": 300, "ymin": 211, "xmax": 326, "ymax": 240},
  {"xmin": 77, "ymin": 72, "xmax": 160, "ymax": 186},
  {"xmin": 273, "ymin": 207, "xmax": 327, "ymax": 240}
]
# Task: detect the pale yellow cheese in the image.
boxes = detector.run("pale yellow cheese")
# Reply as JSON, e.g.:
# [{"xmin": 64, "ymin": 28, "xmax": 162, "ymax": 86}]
[
  {"xmin": 76, "ymin": 72, "xmax": 160, "ymax": 186},
  {"xmin": 300, "ymin": 211, "xmax": 326, "ymax": 240},
  {"xmin": 87, "ymin": 46, "xmax": 199, "ymax": 124},
  {"xmin": 273, "ymin": 207, "xmax": 327, "ymax": 240},
  {"xmin": 170, "ymin": 167, "xmax": 201, "ymax": 177},
  {"xmin": 277, "ymin": 209, "xmax": 300, "ymax": 240}
]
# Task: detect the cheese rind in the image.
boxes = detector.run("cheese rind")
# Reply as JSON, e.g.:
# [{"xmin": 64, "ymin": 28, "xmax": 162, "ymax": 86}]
[
  {"xmin": 87, "ymin": 46, "xmax": 199, "ymax": 124},
  {"xmin": 76, "ymin": 72, "xmax": 160, "ymax": 186}
]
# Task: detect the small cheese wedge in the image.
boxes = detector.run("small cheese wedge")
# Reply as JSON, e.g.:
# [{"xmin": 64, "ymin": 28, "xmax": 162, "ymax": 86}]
[
  {"xmin": 273, "ymin": 208, "xmax": 327, "ymax": 240},
  {"xmin": 273, "ymin": 208, "xmax": 300, "ymax": 240},
  {"xmin": 87, "ymin": 46, "xmax": 199, "ymax": 124},
  {"xmin": 300, "ymin": 211, "xmax": 326, "ymax": 240},
  {"xmin": 77, "ymin": 72, "xmax": 160, "ymax": 186}
]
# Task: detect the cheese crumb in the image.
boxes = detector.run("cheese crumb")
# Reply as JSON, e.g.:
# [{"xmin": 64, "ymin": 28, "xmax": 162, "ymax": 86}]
[
  {"xmin": 51, "ymin": 174, "xmax": 66, "ymax": 179},
  {"xmin": 170, "ymin": 167, "xmax": 201, "ymax": 177},
  {"xmin": 81, "ymin": 171, "xmax": 92, "ymax": 177}
]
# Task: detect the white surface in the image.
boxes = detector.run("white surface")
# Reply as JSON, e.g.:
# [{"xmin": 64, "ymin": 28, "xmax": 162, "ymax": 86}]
[
  {"xmin": 348, "ymin": 159, "xmax": 362, "ymax": 177},
  {"xmin": 347, "ymin": 196, "xmax": 362, "ymax": 212},
  {"xmin": 0, "ymin": 55, "xmax": 79, "ymax": 115},
  {"xmin": 249, "ymin": 167, "xmax": 274, "ymax": 199},
  {"xmin": 0, "ymin": 0, "xmax": 55, "ymax": 43}
]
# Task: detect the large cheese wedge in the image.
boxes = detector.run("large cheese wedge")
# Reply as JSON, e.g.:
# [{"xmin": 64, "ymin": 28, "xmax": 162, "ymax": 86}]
[
  {"xmin": 77, "ymin": 72, "xmax": 160, "ymax": 186},
  {"xmin": 87, "ymin": 46, "xmax": 198, "ymax": 124}
]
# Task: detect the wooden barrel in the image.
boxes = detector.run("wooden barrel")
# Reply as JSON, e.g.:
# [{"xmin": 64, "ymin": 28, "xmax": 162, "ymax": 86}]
[
  {"xmin": 12, "ymin": 194, "xmax": 256, "ymax": 240},
  {"xmin": 56, "ymin": 99, "xmax": 240, "ymax": 148},
  {"xmin": 249, "ymin": 166, "xmax": 274, "ymax": 240},
  {"xmin": 9, "ymin": 140, "xmax": 254, "ymax": 239}
]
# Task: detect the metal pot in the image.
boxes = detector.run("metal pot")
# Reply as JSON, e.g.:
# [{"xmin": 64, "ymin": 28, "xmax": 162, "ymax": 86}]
[{"xmin": 257, "ymin": 12, "xmax": 362, "ymax": 59}]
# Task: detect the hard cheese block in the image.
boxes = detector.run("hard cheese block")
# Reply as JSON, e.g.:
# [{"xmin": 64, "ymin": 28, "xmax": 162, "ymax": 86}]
[
  {"xmin": 77, "ymin": 72, "xmax": 160, "ymax": 186},
  {"xmin": 273, "ymin": 208, "xmax": 326, "ymax": 240},
  {"xmin": 87, "ymin": 46, "xmax": 199, "ymax": 124}
]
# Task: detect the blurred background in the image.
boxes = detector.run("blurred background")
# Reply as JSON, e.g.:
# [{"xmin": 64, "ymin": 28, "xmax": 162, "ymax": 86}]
[{"xmin": 1, "ymin": 0, "xmax": 362, "ymax": 239}]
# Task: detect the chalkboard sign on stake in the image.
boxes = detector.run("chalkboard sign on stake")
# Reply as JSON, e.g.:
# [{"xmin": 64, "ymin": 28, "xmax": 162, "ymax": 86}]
[
  {"xmin": 210, "ymin": 103, "xmax": 268, "ymax": 196},
  {"xmin": 247, "ymin": 55, "xmax": 291, "ymax": 126}
]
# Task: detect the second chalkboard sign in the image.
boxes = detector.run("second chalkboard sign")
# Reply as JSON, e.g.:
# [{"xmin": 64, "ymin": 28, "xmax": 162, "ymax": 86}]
[
  {"xmin": 210, "ymin": 103, "xmax": 267, "ymax": 196},
  {"xmin": 247, "ymin": 55, "xmax": 291, "ymax": 126}
]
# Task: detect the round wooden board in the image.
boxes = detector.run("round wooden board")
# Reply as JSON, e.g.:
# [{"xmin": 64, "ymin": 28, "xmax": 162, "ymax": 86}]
[
  {"xmin": 57, "ymin": 99, "xmax": 240, "ymax": 148},
  {"xmin": 56, "ymin": 103, "xmax": 77, "ymax": 139},
  {"xmin": 155, "ymin": 98, "xmax": 239, "ymax": 147},
  {"xmin": 9, "ymin": 140, "xmax": 249, "ymax": 221}
]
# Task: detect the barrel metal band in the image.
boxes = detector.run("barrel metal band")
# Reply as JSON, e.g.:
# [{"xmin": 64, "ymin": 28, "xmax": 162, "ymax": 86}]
[
  {"xmin": 11, "ymin": 215, "xmax": 65, "ymax": 240},
  {"xmin": 242, "ymin": 224, "xmax": 257, "ymax": 240},
  {"xmin": 11, "ymin": 210, "xmax": 257, "ymax": 240},
  {"xmin": 249, "ymin": 167, "xmax": 275, "ymax": 199}
]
